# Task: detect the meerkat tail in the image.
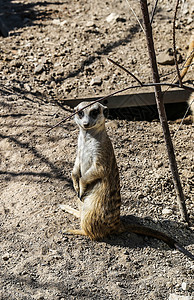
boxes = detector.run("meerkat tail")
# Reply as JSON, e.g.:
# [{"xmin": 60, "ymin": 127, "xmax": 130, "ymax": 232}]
[
  {"xmin": 63, "ymin": 229, "xmax": 87, "ymax": 236},
  {"xmin": 174, "ymin": 242, "xmax": 194, "ymax": 261},
  {"xmin": 180, "ymin": 37, "xmax": 194, "ymax": 80},
  {"xmin": 122, "ymin": 223, "xmax": 194, "ymax": 260}
]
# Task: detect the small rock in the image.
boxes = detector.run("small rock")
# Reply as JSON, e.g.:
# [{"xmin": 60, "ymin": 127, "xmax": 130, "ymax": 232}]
[
  {"xmin": 106, "ymin": 13, "xmax": 119, "ymax": 23},
  {"xmin": 2, "ymin": 253, "xmax": 10, "ymax": 261},
  {"xmin": 24, "ymin": 83, "xmax": 31, "ymax": 92},
  {"xmin": 52, "ymin": 19, "xmax": 67, "ymax": 26},
  {"xmin": 181, "ymin": 2, "xmax": 189, "ymax": 15},
  {"xmin": 181, "ymin": 155, "xmax": 186, "ymax": 160},
  {"xmin": 181, "ymin": 282, "xmax": 189, "ymax": 291},
  {"xmin": 50, "ymin": 81, "xmax": 56, "ymax": 88},
  {"xmin": 34, "ymin": 293, "xmax": 45, "ymax": 300},
  {"xmin": 158, "ymin": 48, "xmax": 183, "ymax": 65},
  {"xmin": 10, "ymin": 60, "xmax": 22, "ymax": 67},
  {"xmin": 55, "ymin": 68, "xmax": 64, "ymax": 76},
  {"xmin": 90, "ymin": 77, "xmax": 102, "ymax": 86},
  {"xmin": 137, "ymin": 193, "xmax": 144, "ymax": 199},
  {"xmin": 106, "ymin": 13, "xmax": 126, "ymax": 23},
  {"xmin": 34, "ymin": 64, "xmax": 44, "ymax": 74},
  {"xmin": 86, "ymin": 21, "xmax": 96, "ymax": 27},
  {"xmin": 162, "ymin": 208, "xmax": 172, "ymax": 216},
  {"xmin": 169, "ymin": 294, "xmax": 192, "ymax": 300},
  {"xmin": 156, "ymin": 162, "xmax": 163, "ymax": 168},
  {"xmin": 186, "ymin": 17, "xmax": 193, "ymax": 25}
]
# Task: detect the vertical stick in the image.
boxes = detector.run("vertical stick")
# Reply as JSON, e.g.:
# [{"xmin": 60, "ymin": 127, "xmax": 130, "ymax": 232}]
[
  {"xmin": 139, "ymin": 0, "xmax": 190, "ymax": 225},
  {"xmin": 172, "ymin": 0, "xmax": 183, "ymax": 87}
]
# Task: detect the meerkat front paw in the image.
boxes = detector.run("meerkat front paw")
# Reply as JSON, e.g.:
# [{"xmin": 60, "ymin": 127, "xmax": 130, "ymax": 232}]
[
  {"xmin": 72, "ymin": 175, "xmax": 80, "ymax": 194},
  {"xmin": 79, "ymin": 178, "xmax": 87, "ymax": 199}
]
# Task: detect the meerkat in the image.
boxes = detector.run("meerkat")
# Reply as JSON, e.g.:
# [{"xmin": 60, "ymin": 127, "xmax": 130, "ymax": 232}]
[
  {"xmin": 181, "ymin": 33, "xmax": 194, "ymax": 123},
  {"xmin": 61, "ymin": 101, "xmax": 194, "ymax": 260},
  {"xmin": 180, "ymin": 33, "xmax": 194, "ymax": 81},
  {"xmin": 188, "ymin": 92, "xmax": 194, "ymax": 123}
]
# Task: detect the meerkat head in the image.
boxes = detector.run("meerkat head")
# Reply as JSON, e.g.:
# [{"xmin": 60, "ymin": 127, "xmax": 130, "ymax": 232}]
[{"xmin": 74, "ymin": 102, "xmax": 108, "ymax": 130}]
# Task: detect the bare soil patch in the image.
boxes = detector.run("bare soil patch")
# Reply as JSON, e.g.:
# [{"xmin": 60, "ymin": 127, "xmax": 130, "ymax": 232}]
[{"xmin": 0, "ymin": 1, "xmax": 193, "ymax": 299}]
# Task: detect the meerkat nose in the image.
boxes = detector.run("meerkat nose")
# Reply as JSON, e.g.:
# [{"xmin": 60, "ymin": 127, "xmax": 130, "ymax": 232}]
[{"xmin": 83, "ymin": 122, "xmax": 90, "ymax": 128}]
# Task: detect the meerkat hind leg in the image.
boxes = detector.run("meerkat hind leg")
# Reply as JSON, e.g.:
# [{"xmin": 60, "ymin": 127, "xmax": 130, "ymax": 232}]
[
  {"xmin": 63, "ymin": 228, "xmax": 87, "ymax": 236},
  {"xmin": 59, "ymin": 204, "xmax": 80, "ymax": 218}
]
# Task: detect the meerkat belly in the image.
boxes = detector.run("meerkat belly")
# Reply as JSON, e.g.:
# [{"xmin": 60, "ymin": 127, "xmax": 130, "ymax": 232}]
[{"xmin": 79, "ymin": 137, "xmax": 100, "ymax": 175}]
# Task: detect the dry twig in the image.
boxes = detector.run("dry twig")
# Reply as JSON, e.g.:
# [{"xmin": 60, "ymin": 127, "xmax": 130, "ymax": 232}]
[
  {"xmin": 150, "ymin": 0, "xmax": 159, "ymax": 24},
  {"xmin": 172, "ymin": 0, "xmax": 183, "ymax": 87},
  {"xmin": 126, "ymin": 0, "xmax": 145, "ymax": 33},
  {"xmin": 107, "ymin": 57, "xmax": 143, "ymax": 86},
  {"xmin": 140, "ymin": 0, "xmax": 190, "ymax": 225}
]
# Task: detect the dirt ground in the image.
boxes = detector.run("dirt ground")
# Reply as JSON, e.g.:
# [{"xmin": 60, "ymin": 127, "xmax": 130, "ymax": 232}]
[{"xmin": 0, "ymin": 1, "xmax": 194, "ymax": 299}]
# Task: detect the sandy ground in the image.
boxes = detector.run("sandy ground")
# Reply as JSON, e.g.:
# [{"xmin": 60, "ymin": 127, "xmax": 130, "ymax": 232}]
[{"xmin": 0, "ymin": 0, "xmax": 194, "ymax": 299}]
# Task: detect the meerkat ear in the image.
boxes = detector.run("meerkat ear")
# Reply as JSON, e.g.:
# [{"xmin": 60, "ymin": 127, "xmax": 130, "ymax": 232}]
[
  {"xmin": 74, "ymin": 104, "xmax": 79, "ymax": 112},
  {"xmin": 103, "ymin": 107, "xmax": 109, "ymax": 118}
]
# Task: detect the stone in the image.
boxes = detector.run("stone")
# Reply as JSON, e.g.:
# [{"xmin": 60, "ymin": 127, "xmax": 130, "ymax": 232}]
[
  {"xmin": 181, "ymin": 282, "xmax": 189, "ymax": 291},
  {"xmin": 156, "ymin": 162, "xmax": 163, "ymax": 168},
  {"xmin": 90, "ymin": 77, "xmax": 102, "ymax": 86},
  {"xmin": 34, "ymin": 64, "xmax": 44, "ymax": 74},
  {"xmin": 106, "ymin": 13, "xmax": 119, "ymax": 23},
  {"xmin": 52, "ymin": 19, "xmax": 67, "ymax": 26},
  {"xmin": 158, "ymin": 48, "xmax": 183, "ymax": 65},
  {"xmin": 2, "ymin": 253, "xmax": 10, "ymax": 261},
  {"xmin": 24, "ymin": 83, "xmax": 31, "ymax": 92},
  {"xmin": 162, "ymin": 208, "xmax": 172, "ymax": 216},
  {"xmin": 186, "ymin": 17, "xmax": 193, "ymax": 25},
  {"xmin": 86, "ymin": 21, "xmax": 96, "ymax": 27}
]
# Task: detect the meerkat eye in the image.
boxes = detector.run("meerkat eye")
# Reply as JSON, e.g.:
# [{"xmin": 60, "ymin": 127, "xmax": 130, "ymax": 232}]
[
  {"xmin": 77, "ymin": 110, "xmax": 84, "ymax": 119},
  {"xmin": 90, "ymin": 108, "xmax": 100, "ymax": 119}
]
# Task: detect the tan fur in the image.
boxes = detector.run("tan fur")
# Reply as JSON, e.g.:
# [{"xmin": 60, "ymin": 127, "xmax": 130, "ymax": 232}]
[
  {"xmin": 188, "ymin": 93, "xmax": 194, "ymax": 123},
  {"xmin": 70, "ymin": 101, "xmax": 122, "ymax": 240},
  {"xmin": 61, "ymin": 101, "xmax": 194, "ymax": 260},
  {"xmin": 180, "ymin": 33, "xmax": 194, "ymax": 80}
]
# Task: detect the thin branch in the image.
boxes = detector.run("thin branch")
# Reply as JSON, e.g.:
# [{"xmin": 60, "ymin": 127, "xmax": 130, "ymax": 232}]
[
  {"xmin": 162, "ymin": 48, "xmax": 194, "ymax": 94},
  {"xmin": 107, "ymin": 57, "xmax": 143, "ymax": 86},
  {"xmin": 150, "ymin": 0, "xmax": 159, "ymax": 24},
  {"xmin": 126, "ymin": 0, "xmax": 145, "ymax": 33},
  {"xmin": 172, "ymin": 0, "xmax": 183, "ymax": 87},
  {"xmin": 140, "ymin": 0, "xmax": 190, "ymax": 225}
]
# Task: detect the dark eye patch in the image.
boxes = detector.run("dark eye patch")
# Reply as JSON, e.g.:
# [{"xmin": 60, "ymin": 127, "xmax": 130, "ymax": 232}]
[
  {"xmin": 90, "ymin": 108, "xmax": 100, "ymax": 119},
  {"xmin": 77, "ymin": 110, "xmax": 84, "ymax": 119}
]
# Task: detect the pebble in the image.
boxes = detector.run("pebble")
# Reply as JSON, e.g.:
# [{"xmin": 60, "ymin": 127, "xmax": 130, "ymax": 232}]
[
  {"xmin": 162, "ymin": 208, "xmax": 172, "ymax": 215},
  {"xmin": 2, "ymin": 253, "xmax": 10, "ymax": 261},
  {"xmin": 181, "ymin": 282, "xmax": 189, "ymax": 291},
  {"xmin": 156, "ymin": 162, "xmax": 163, "ymax": 168},
  {"xmin": 52, "ymin": 19, "xmax": 67, "ymax": 26},
  {"xmin": 34, "ymin": 64, "xmax": 44, "ymax": 74},
  {"xmin": 90, "ymin": 77, "xmax": 102, "ymax": 86},
  {"xmin": 186, "ymin": 17, "xmax": 193, "ymax": 25},
  {"xmin": 24, "ymin": 83, "xmax": 31, "ymax": 92},
  {"xmin": 85, "ymin": 21, "xmax": 96, "ymax": 27},
  {"xmin": 106, "ymin": 13, "xmax": 119, "ymax": 23},
  {"xmin": 158, "ymin": 49, "xmax": 182, "ymax": 65}
]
